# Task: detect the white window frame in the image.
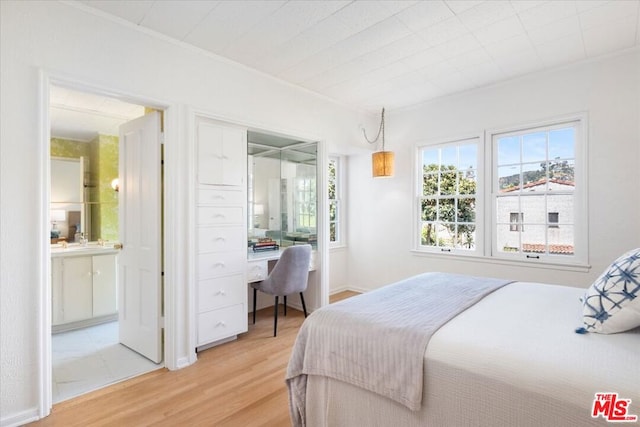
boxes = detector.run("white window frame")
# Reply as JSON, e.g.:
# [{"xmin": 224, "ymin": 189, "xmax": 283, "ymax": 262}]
[
  {"xmin": 489, "ymin": 115, "xmax": 588, "ymax": 266},
  {"xmin": 294, "ymin": 176, "xmax": 316, "ymax": 231},
  {"xmin": 328, "ymin": 155, "xmax": 345, "ymax": 247},
  {"xmin": 412, "ymin": 113, "xmax": 588, "ymax": 270},
  {"xmin": 414, "ymin": 135, "xmax": 485, "ymax": 256}
]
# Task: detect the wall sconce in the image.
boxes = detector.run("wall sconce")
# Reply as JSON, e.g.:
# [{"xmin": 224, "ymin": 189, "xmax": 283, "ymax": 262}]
[
  {"xmin": 111, "ymin": 178, "xmax": 119, "ymax": 192},
  {"xmin": 363, "ymin": 107, "xmax": 394, "ymax": 177}
]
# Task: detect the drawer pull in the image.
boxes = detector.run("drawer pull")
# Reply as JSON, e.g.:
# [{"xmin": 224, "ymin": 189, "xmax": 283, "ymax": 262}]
[
  {"xmin": 213, "ymin": 213, "xmax": 226, "ymax": 219},
  {"xmin": 214, "ymin": 262, "xmax": 226, "ymax": 268},
  {"xmin": 216, "ymin": 290, "xmax": 227, "ymax": 296},
  {"xmin": 214, "ymin": 237, "xmax": 226, "ymax": 242},
  {"xmin": 216, "ymin": 321, "xmax": 226, "ymax": 327}
]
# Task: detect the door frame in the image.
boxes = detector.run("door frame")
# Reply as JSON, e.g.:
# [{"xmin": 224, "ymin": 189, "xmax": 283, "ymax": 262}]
[{"xmin": 37, "ymin": 72, "xmax": 183, "ymax": 418}]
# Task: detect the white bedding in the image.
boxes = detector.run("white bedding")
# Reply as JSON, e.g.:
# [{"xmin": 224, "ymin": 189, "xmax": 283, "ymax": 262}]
[
  {"xmin": 302, "ymin": 282, "xmax": 640, "ymax": 426},
  {"xmin": 287, "ymin": 272, "xmax": 511, "ymax": 423}
]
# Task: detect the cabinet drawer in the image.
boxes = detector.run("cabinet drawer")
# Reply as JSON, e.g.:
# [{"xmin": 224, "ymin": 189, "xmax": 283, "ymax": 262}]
[
  {"xmin": 198, "ymin": 188, "xmax": 245, "ymax": 206},
  {"xmin": 198, "ymin": 226, "xmax": 245, "ymax": 253},
  {"xmin": 197, "ymin": 304, "xmax": 247, "ymax": 345},
  {"xmin": 198, "ymin": 251, "xmax": 245, "ymax": 279},
  {"xmin": 198, "ymin": 206, "xmax": 244, "ymax": 225},
  {"xmin": 198, "ymin": 274, "xmax": 246, "ymax": 312},
  {"xmin": 247, "ymin": 260, "xmax": 268, "ymax": 283}
]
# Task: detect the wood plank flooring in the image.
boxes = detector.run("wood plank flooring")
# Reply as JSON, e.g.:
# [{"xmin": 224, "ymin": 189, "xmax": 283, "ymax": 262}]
[{"xmin": 29, "ymin": 291, "xmax": 359, "ymax": 427}]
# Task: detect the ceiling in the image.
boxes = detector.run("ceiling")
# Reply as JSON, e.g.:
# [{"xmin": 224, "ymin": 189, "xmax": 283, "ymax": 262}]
[
  {"xmin": 76, "ymin": 0, "xmax": 640, "ymax": 112},
  {"xmin": 50, "ymin": 85, "xmax": 146, "ymax": 141}
]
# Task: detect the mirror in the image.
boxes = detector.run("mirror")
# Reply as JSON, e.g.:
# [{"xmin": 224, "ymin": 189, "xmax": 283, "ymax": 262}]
[
  {"xmin": 50, "ymin": 135, "xmax": 119, "ymax": 243},
  {"xmin": 49, "ymin": 85, "xmax": 145, "ymax": 245},
  {"xmin": 248, "ymin": 131, "xmax": 317, "ymax": 252}
]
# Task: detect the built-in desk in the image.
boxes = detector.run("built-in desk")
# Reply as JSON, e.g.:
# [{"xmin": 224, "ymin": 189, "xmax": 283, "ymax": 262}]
[{"xmin": 247, "ymin": 249, "xmax": 317, "ymax": 283}]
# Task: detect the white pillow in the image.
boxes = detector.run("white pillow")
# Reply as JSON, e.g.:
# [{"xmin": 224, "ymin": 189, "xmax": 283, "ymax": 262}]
[{"xmin": 577, "ymin": 248, "xmax": 640, "ymax": 334}]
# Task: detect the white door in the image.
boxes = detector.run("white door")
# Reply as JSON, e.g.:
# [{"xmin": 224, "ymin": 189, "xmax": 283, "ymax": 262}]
[{"xmin": 118, "ymin": 111, "xmax": 162, "ymax": 363}]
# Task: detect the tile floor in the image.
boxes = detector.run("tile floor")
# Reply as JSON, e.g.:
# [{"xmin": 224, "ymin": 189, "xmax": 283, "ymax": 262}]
[{"xmin": 52, "ymin": 321, "xmax": 162, "ymax": 403}]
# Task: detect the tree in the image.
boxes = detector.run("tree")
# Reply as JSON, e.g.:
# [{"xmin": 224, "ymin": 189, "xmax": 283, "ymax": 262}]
[
  {"xmin": 328, "ymin": 160, "xmax": 337, "ymax": 242},
  {"xmin": 422, "ymin": 164, "xmax": 476, "ymax": 249}
]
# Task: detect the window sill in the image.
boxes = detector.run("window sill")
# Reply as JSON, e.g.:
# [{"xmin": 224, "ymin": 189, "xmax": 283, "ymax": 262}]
[
  {"xmin": 329, "ymin": 244, "xmax": 347, "ymax": 252},
  {"xmin": 410, "ymin": 249, "xmax": 591, "ymax": 273}
]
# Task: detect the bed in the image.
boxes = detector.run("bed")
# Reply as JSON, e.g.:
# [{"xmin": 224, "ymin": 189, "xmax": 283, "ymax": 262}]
[{"xmin": 286, "ymin": 270, "xmax": 640, "ymax": 427}]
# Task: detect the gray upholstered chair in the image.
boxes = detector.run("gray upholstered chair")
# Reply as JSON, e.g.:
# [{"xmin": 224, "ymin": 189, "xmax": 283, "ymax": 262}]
[{"xmin": 251, "ymin": 244, "xmax": 311, "ymax": 337}]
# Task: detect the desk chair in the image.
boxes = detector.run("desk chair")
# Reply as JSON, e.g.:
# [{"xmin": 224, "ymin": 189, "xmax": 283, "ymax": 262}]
[{"xmin": 251, "ymin": 244, "xmax": 311, "ymax": 337}]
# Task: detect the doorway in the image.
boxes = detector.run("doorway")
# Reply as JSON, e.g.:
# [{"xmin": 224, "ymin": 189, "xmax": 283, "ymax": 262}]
[{"xmin": 48, "ymin": 84, "xmax": 164, "ymax": 403}]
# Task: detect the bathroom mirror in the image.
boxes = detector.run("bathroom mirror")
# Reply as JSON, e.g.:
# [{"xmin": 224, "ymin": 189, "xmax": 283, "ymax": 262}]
[
  {"xmin": 50, "ymin": 135, "xmax": 119, "ymax": 244},
  {"xmin": 248, "ymin": 131, "xmax": 317, "ymax": 251}
]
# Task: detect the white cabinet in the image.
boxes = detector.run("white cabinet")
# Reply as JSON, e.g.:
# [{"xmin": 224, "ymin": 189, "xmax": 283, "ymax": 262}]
[
  {"xmin": 92, "ymin": 254, "xmax": 118, "ymax": 317},
  {"xmin": 52, "ymin": 252, "xmax": 118, "ymax": 331},
  {"xmin": 197, "ymin": 120, "xmax": 245, "ymax": 186},
  {"xmin": 195, "ymin": 117, "xmax": 248, "ymax": 349}
]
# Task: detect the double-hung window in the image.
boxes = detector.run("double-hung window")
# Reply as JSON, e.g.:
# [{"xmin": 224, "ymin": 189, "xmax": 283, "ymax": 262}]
[
  {"xmin": 493, "ymin": 120, "xmax": 582, "ymax": 261},
  {"xmin": 294, "ymin": 177, "xmax": 316, "ymax": 231},
  {"xmin": 328, "ymin": 156, "xmax": 343, "ymax": 246},
  {"xmin": 417, "ymin": 137, "xmax": 481, "ymax": 254},
  {"xmin": 415, "ymin": 115, "xmax": 586, "ymax": 266}
]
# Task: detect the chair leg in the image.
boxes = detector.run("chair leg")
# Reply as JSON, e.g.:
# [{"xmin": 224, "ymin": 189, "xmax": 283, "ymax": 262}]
[
  {"xmin": 284, "ymin": 295, "xmax": 287, "ymax": 316},
  {"xmin": 252, "ymin": 288, "xmax": 257, "ymax": 325},
  {"xmin": 300, "ymin": 292, "xmax": 308, "ymax": 318},
  {"xmin": 273, "ymin": 296, "xmax": 279, "ymax": 337}
]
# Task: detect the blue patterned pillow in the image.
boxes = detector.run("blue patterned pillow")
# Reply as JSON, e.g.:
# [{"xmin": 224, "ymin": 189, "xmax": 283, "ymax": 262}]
[{"xmin": 578, "ymin": 248, "xmax": 640, "ymax": 334}]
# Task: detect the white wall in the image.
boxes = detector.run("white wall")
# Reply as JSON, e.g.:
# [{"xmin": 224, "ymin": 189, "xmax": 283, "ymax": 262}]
[
  {"xmin": 347, "ymin": 49, "xmax": 640, "ymax": 291},
  {"xmin": 0, "ymin": 1, "xmax": 369, "ymax": 424}
]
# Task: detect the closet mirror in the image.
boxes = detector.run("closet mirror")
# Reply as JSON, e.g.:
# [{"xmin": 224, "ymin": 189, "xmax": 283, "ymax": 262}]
[{"xmin": 248, "ymin": 131, "xmax": 318, "ymax": 252}]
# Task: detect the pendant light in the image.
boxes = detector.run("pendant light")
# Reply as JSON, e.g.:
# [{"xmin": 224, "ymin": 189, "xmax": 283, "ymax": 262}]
[{"xmin": 363, "ymin": 107, "xmax": 394, "ymax": 177}]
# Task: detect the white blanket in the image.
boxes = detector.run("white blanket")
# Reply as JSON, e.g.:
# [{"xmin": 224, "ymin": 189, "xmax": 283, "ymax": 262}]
[{"xmin": 285, "ymin": 272, "xmax": 512, "ymax": 426}]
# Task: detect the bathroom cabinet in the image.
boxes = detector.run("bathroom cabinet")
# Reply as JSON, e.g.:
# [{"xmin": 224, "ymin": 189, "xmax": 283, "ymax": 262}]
[{"xmin": 51, "ymin": 251, "xmax": 118, "ymax": 332}]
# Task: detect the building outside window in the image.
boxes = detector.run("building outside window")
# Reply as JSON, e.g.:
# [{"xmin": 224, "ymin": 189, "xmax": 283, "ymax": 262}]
[{"xmin": 494, "ymin": 122, "xmax": 577, "ymax": 258}]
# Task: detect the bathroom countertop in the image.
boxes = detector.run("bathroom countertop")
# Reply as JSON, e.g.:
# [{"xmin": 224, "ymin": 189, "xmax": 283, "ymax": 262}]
[{"xmin": 51, "ymin": 244, "xmax": 120, "ymax": 258}]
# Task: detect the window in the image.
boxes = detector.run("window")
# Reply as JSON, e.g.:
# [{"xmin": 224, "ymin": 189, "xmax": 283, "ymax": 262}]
[
  {"xmin": 509, "ymin": 212, "xmax": 524, "ymax": 231},
  {"xmin": 294, "ymin": 177, "xmax": 316, "ymax": 231},
  {"xmin": 328, "ymin": 156, "xmax": 343, "ymax": 246},
  {"xmin": 418, "ymin": 138, "xmax": 479, "ymax": 253},
  {"xmin": 415, "ymin": 115, "xmax": 586, "ymax": 266},
  {"xmin": 494, "ymin": 121, "xmax": 578, "ymax": 259}
]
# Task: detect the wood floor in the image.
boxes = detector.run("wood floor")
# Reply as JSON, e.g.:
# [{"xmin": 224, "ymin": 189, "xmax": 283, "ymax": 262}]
[{"xmin": 29, "ymin": 291, "xmax": 359, "ymax": 427}]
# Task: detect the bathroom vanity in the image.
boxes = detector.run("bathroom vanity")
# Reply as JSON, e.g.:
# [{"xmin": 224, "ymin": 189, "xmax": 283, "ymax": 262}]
[{"xmin": 51, "ymin": 245, "xmax": 119, "ymax": 333}]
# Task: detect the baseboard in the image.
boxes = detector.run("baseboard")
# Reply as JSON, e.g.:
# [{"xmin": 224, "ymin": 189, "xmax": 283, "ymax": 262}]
[
  {"xmin": 52, "ymin": 313, "xmax": 118, "ymax": 334},
  {"xmin": 1, "ymin": 407, "xmax": 40, "ymax": 427},
  {"xmin": 330, "ymin": 286, "xmax": 367, "ymax": 295},
  {"xmin": 329, "ymin": 286, "xmax": 349, "ymax": 294},
  {"xmin": 175, "ymin": 356, "xmax": 192, "ymax": 370}
]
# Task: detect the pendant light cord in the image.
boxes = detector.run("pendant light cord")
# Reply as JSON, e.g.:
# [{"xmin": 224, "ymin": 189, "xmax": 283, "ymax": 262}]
[{"xmin": 362, "ymin": 108, "xmax": 385, "ymax": 151}]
